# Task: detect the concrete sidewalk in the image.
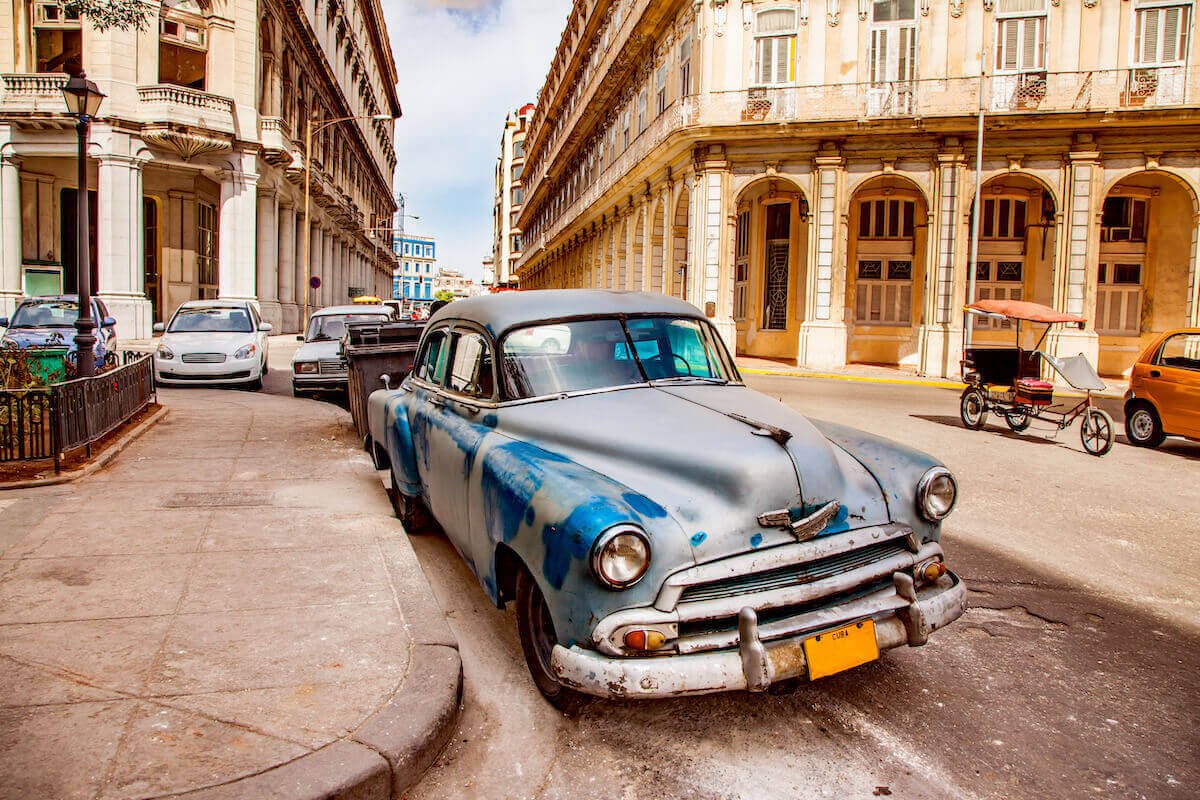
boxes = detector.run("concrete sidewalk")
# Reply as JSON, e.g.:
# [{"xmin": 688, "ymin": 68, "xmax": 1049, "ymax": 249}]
[{"xmin": 0, "ymin": 388, "xmax": 460, "ymax": 799}]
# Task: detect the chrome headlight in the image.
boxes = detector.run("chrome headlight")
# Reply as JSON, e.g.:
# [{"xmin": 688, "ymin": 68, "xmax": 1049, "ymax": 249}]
[
  {"xmin": 156, "ymin": 344, "xmax": 174, "ymax": 360},
  {"xmin": 917, "ymin": 467, "xmax": 957, "ymax": 521},
  {"xmin": 590, "ymin": 525, "xmax": 651, "ymax": 589},
  {"xmin": 234, "ymin": 343, "xmax": 257, "ymax": 360},
  {"xmin": 294, "ymin": 361, "xmax": 318, "ymax": 374}
]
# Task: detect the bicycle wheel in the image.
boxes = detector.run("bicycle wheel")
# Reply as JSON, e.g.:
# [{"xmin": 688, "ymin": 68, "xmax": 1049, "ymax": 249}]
[{"xmin": 1080, "ymin": 408, "xmax": 1114, "ymax": 456}]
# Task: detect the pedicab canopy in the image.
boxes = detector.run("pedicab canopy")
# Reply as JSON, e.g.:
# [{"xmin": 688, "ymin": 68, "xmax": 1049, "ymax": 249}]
[{"xmin": 965, "ymin": 299, "xmax": 1087, "ymax": 326}]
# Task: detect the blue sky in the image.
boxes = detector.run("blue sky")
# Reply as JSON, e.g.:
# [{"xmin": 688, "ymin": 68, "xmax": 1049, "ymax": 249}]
[{"xmin": 383, "ymin": 0, "xmax": 571, "ymax": 280}]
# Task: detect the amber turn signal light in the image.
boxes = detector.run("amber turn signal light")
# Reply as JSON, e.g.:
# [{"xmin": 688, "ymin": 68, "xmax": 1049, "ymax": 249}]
[
  {"xmin": 623, "ymin": 629, "xmax": 667, "ymax": 651},
  {"xmin": 919, "ymin": 560, "xmax": 947, "ymax": 583}
]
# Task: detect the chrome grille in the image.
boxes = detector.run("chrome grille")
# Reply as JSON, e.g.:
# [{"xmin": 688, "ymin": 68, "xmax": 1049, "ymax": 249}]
[
  {"xmin": 181, "ymin": 353, "xmax": 226, "ymax": 364},
  {"xmin": 678, "ymin": 539, "xmax": 910, "ymax": 604},
  {"xmin": 318, "ymin": 358, "xmax": 347, "ymax": 375}
]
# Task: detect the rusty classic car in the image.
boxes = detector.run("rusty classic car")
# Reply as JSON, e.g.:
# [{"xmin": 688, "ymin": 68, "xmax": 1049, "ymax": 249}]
[{"xmin": 366, "ymin": 291, "xmax": 966, "ymax": 709}]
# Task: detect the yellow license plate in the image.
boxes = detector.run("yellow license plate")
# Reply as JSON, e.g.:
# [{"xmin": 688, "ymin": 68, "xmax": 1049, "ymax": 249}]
[{"xmin": 803, "ymin": 619, "xmax": 879, "ymax": 680}]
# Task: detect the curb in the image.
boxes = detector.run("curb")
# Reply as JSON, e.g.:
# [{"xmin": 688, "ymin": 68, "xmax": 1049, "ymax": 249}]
[
  {"xmin": 176, "ymin": 512, "xmax": 463, "ymax": 800},
  {"xmin": 739, "ymin": 367, "xmax": 1127, "ymax": 400},
  {"xmin": 0, "ymin": 405, "xmax": 170, "ymax": 491}
]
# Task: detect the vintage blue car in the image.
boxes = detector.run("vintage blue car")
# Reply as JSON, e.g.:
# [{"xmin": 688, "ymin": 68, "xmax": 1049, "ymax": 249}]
[{"xmin": 367, "ymin": 291, "xmax": 966, "ymax": 709}]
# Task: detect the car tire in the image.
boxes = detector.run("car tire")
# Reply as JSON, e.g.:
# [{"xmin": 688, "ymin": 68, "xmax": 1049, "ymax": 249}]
[
  {"xmin": 1124, "ymin": 402, "xmax": 1165, "ymax": 448},
  {"xmin": 515, "ymin": 569, "xmax": 588, "ymax": 715},
  {"xmin": 959, "ymin": 388, "xmax": 988, "ymax": 430},
  {"xmin": 248, "ymin": 376, "xmax": 263, "ymax": 391},
  {"xmin": 387, "ymin": 467, "xmax": 434, "ymax": 534}
]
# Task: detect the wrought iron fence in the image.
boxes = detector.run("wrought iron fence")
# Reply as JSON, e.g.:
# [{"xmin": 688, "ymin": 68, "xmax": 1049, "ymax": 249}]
[{"xmin": 0, "ymin": 353, "xmax": 155, "ymax": 472}]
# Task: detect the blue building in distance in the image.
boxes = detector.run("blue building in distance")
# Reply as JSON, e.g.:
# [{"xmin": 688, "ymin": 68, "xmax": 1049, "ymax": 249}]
[{"xmin": 392, "ymin": 234, "xmax": 437, "ymax": 313}]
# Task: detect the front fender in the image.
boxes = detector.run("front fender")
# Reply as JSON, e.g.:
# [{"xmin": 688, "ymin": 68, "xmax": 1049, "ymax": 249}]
[
  {"xmin": 810, "ymin": 419, "xmax": 945, "ymax": 542},
  {"xmin": 475, "ymin": 436, "xmax": 692, "ymax": 648},
  {"xmin": 368, "ymin": 387, "xmax": 422, "ymax": 496}
]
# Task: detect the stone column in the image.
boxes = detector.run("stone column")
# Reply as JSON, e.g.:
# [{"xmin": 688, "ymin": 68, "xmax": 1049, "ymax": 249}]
[
  {"xmin": 798, "ymin": 151, "xmax": 848, "ymax": 369},
  {"xmin": 0, "ymin": 152, "xmax": 22, "ymax": 319},
  {"xmin": 692, "ymin": 145, "xmax": 735, "ymax": 348},
  {"xmin": 295, "ymin": 212, "xmax": 308, "ymax": 322},
  {"xmin": 277, "ymin": 200, "xmax": 297, "ymax": 332},
  {"xmin": 307, "ymin": 223, "xmax": 322, "ymax": 314},
  {"xmin": 322, "ymin": 228, "xmax": 335, "ymax": 303},
  {"xmin": 217, "ymin": 156, "xmax": 260, "ymax": 302},
  {"xmin": 1048, "ymin": 148, "xmax": 1101, "ymax": 366},
  {"xmin": 919, "ymin": 150, "xmax": 967, "ymax": 378},
  {"xmin": 96, "ymin": 148, "xmax": 152, "ymax": 338},
  {"xmin": 256, "ymin": 188, "xmax": 280, "ymax": 329},
  {"xmin": 1188, "ymin": 210, "xmax": 1200, "ymax": 328}
]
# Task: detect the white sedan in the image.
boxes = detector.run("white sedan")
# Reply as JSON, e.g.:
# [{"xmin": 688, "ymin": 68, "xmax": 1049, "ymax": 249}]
[{"xmin": 153, "ymin": 300, "xmax": 272, "ymax": 390}]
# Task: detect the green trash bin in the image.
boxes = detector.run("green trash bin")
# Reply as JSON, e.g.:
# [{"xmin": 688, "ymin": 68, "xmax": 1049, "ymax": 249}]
[{"xmin": 25, "ymin": 347, "xmax": 69, "ymax": 386}]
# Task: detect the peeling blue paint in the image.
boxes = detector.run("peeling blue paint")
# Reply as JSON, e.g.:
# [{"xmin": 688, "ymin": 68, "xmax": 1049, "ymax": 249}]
[
  {"xmin": 690, "ymin": 531, "xmax": 707, "ymax": 546},
  {"xmin": 622, "ymin": 492, "xmax": 668, "ymax": 519},
  {"xmin": 750, "ymin": 533, "xmax": 763, "ymax": 548},
  {"xmin": 482, "ymin": 413, "xmax": 499, "ymax": 428}
]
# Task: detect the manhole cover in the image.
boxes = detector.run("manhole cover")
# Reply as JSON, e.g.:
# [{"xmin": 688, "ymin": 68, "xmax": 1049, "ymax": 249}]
[{"xmin": 163, "ymin": 491, "xmax": 272, "ymax": 508}]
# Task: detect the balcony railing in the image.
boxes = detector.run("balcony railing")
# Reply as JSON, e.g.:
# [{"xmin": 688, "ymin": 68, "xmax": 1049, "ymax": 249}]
[
  {"xmin": 520, "ymin": 66, "xmax": 1197, "ymax": 269},
  {"xmin": 260, "ymin": 116, "xmax": 301, "ymax": 167},
  {"xmin": 0, "ymin": 73, "xmax": 69, "ymax": 113},
  {"xmin": 137, "ymin": 84, "xmax": 236, "ymax": 133}
]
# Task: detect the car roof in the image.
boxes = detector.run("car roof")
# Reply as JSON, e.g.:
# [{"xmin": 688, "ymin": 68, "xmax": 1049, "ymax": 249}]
[
  {"xmin": 428, "ymin": 290, "xmax": 706, "ymax": 336},
  {"xmin": 20, "ymin": 295, "xmax": 84, "ymax": 304},
  {"xmin": 177, "ymin": 299, "xmax": 252, "ymax": 309},
  {"xmin": 311, "ymin": 305, "xmax": 390, "ymax": 316}
]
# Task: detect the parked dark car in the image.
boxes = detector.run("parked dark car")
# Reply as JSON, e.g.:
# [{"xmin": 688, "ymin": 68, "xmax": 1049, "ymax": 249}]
[{"xmin": 0, "ymin": 295, "xmax": 117, "ymax": 364}]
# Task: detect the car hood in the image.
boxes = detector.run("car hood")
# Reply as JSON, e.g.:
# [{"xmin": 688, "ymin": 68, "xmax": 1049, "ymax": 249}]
[
  {"xmin": 293, "ymin": 340, "xmax": 341, "ymax": 362},
  {"xmin": 2, "ymin": 327, "xmax": 87, "ymax": 350},
  {"xmin": 160, "ymin": 332, "xmax": 253, "ymax": 352},
  {"xmin": 494, "ymin": 384, "xmax": 889, "ymax": 564}
]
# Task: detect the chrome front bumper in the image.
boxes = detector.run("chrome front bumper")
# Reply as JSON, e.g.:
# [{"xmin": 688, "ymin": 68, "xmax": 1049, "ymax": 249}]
[{"xmin": 551, "ymin": 570, "xmax": 967, "ymax": 699}]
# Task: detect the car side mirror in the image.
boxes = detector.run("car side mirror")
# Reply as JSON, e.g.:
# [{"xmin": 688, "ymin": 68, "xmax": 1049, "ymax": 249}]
[
  {"xmin": 259, "ymin": 322, "xmax": 273, "ymax": 332},
  {"xmin": 380, "ymin": 373, "xmax": 392, "ymax": 390},
  {"xmin": 102, "ymin": 316, "xmax": 117, "ymax": 328},
  {"xmin": 295, "ymin": 334, "xmax": 305, "ymax": 342},
  {"xmin": 152, "ymin": 323, "xmax": 165, "ymax": 333},
  {"xmin": 0, "ymin": 317, "xmax": 8, "ymax": 328}
]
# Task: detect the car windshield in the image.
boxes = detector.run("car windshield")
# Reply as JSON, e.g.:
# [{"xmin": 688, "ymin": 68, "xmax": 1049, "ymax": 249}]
[
  {"xmin": 306, "ymin": 313, "xmax": 388, "ymax": 342},
  {"xmin": 9, "ymin": 300, "xmax": 80, "ymax": 328},
  {"xmin": 168, "ymin": 307, "xmax": 253, "ymax": 333},
  {"xmin": 500, "ymin": 316, "xmax": 734, "ymax": 400}
]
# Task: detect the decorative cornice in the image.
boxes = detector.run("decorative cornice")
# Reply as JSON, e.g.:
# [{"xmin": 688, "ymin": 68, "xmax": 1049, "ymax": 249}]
[{"xmin": 141, "ymin": 126, "xmax": 232, "ymax": 161}]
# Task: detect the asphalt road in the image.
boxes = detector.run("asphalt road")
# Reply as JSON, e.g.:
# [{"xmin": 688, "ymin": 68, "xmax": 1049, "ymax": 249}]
[{"xmin": 261, "ymin": 349, "xmax": 1199, "ymax": 799}]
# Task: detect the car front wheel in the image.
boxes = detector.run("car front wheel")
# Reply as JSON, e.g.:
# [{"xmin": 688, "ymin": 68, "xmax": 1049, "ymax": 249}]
[
  {"xmin": 1124, "ymin": 403, "xmax": 1165, "ymax": 448},
  {"xmin": 515, "ymin": 569, "xmax": 587, "ymax": 715}
]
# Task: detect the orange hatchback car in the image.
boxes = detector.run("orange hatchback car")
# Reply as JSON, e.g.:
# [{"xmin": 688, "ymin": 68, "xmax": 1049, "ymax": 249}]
[{"xmin": 1124, "ymin": 329, "xmax": 1200, "ymax": 448}]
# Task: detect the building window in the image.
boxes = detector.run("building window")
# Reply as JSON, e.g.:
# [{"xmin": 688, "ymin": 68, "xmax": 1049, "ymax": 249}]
[
  {"xmin": 636, "ymin": 89, "xmax": 647, "ymax": 134},
  {"xmin": 1134, "ymin": 2, "xmax": 1191, "ymax": 67},
  {"xmin": 995, "ymin": 5, "xmax": 1046, "ymax": 73},
  {"xmin": 622, "ymin": 108, "xmax": 631, "ymax": 148},
  {"xmin": 197, "ymin": 201, "xmax": 218, "ymax": 299},
  {"xmin": 33, "ymin": 1, "xmax": 83, "ymax": 74},
  {"xmin": 858, "ymin": 198, "xmax": 915, "ymax": 239},
  {"xmin": 655, "ymin": 63, "xmax": 668, "ymax": 114},
  {"xmin": 512, "ymin": 186, "xmax": 524, "ymax": 206},
  {"xmin": 1096, "ymin": 262, "xmax": 1144, "ymax": 336},
  {"xmin": 981, "ymin": 197, "xmax": 1028, "ymax": 239},
  {"xmin": 868, "ymin": 0, "xmax": 917, "ymax": 115},
  {"xmin": 734, "ymin": 209, "xmax": 750, "ymax": 321},
  {"xmin": 971, "ymin": 260, "xmax": 1024, "ymax": 329},
  {"xmin": 512, "ymin": 234, "xmax": 522, "ymax": 251},
  {"xmin": 513, "ymin": 138, "xmax": 525, "ymax": 159},
  {"xmin": 1101, "ymin": 197, "xmax": 1148, "ymax": 242},
  {"xmin": 511, "ymin": 163, "xmax": 523, "ymax": 181},
  {"xmin": 754, "ymin": 9, "xmax": 797, "ymax": 86},
  {"xmin": 679, "ymin": 36, "xmax": 692, "ymax": 97},
  {"xmin": 856, "ymin": 259, "xmax": 913, "ymax": 325},
  {"xmin": 762, "ymin": 204, "xmax": 791, "ymax": 330},
  {"xmin": 159, "ymin": 6, "xmax": 208, "ymax": 90}
]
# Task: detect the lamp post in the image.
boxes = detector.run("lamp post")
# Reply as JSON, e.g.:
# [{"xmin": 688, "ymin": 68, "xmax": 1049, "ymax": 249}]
[
  {"xmin": 301, "ymin": 112, "xmax": 393, "ymax": 325},
  {"xmin": 62, "ymin": 72, "xmax": 106, "ymax": 378}
]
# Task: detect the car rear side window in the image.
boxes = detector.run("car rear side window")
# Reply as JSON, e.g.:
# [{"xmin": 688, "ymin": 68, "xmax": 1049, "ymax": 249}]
[
  {"xmin": 1157, "ymin": 333, "xmax": 1200, "ymax": 372},
  {"xmin": 446, "ymin": 330, "xmax": 495, "ymax": 399},
  {"xmin": 417, "ymin": 329, "xmax": 450, "ymax": 385}
]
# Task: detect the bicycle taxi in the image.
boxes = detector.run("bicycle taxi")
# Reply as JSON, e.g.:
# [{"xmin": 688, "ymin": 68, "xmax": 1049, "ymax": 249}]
[{"xmin": 959, "ymin": 299, "xmax": 1114, "ymax": 456}]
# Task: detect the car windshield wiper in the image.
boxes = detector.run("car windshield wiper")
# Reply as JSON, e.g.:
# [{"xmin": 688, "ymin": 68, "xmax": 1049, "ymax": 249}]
[{"xmin": 652, "ymin": 376, "xmax": 727, "ymax": 384}]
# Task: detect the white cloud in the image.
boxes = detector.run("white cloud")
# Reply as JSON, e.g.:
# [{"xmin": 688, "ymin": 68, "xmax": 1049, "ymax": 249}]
[{"xmin": 383, "ymin": 0, "xmax": 570, "ymax": 280}]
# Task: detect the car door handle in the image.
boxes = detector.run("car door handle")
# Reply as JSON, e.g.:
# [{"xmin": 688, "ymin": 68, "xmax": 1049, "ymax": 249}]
[
  {"xmin": 456, "ymin": 402, "xmax": 480, "ymax": 416},
  {"xmin": 1150, "ymin": 370, "xmax": 1161, "ymax": 378},
  {"xmin": 428, "ymin": 395, "xmax": 446, "ymax": 408}
]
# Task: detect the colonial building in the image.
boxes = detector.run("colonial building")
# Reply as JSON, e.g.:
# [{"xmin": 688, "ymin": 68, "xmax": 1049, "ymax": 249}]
[
  {"xmin": 434, "ymin": 267, "xmax": 483, "ymax": 300},
  {"xmin": 515, "ymin": 0, "xmax": 1200, "ymax": 378},
  {"xmin": 492, "ymin": 102, "xmax": 535, "ymax": 288},
  {"xmin": 393, "ymin": 232, "xmax": 436, "ymax": 312},
  {"xmin": 0, "ymin": 0, "xmax": 400, "ymax": 337}
]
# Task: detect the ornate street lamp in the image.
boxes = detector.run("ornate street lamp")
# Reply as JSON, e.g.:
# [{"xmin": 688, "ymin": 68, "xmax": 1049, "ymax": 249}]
[{"xmin": 62, "ymin": 72, "xmax": 106, "ymax": 378}]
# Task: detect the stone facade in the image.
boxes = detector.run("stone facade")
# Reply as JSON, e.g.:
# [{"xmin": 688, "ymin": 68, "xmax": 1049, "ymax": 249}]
[
  {"xmin": 492, "ymin": 102, "xmax": 535, "ymax": 288},
  {"xmin": 516, "ymin": 0, "xmax": 1200, "ymax": 378},
  {"xmin": 0, "ymin": 0, "xmax": 400, "ymax": 338}
]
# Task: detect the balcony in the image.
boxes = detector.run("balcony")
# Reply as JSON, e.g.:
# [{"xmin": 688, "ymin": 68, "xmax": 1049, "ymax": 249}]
[
  {"xmin": 260, "ymin": 116, "xmax": 300, "ymax": 167},
  {"xmin": 136, "ymin": 84, "xmax": 236, "ymax": 134},
  {"xmin": 0, "ymin": 73, "xmax": 69, "ymax": 114}
]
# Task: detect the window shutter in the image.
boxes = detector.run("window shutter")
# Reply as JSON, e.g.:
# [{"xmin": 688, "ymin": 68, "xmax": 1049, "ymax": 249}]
[
  {"xmin": 899, "ymin": 26, "xmax": 915, "ymax": 80},
  {"xmin": 1022, "ymin": 17, "xmax": 1043, "ymax": 70},
  {"xmin": 1140, "ymin": 9, "xmax": 1161, "ymax": 64},
  {"xmin": 999, "ymin": 19, "xmax": 1019, "ymax": 70},
  {"xmin": 1162, "ymin": 6, "xmax": 1181, "ymax": 62},
  {"xmin": 871, "ymin": 29, "xmax": 889, "ymax": 83}
]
